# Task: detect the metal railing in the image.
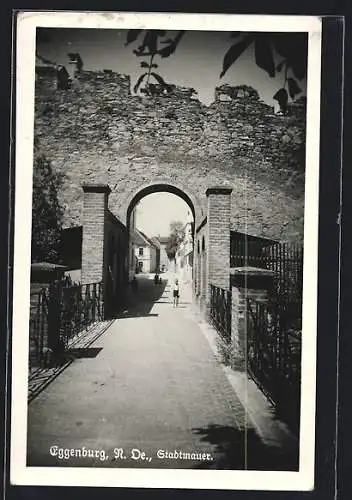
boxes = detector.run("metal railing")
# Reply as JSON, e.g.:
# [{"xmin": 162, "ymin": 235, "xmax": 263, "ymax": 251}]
[
  {"xmin": 29, "ymin": 279, "xmax": 103, "ymax": 368},
  {"xmin": 60, "ymin": 281, "xmax": 104, "ymax": 345},
  {"xmin": 246, "ymin": 297, "xmax": 302, "ymax": 434},
  {"xmin": 209, "ymin": 284, "xmax": 231, "ymax": 343}
]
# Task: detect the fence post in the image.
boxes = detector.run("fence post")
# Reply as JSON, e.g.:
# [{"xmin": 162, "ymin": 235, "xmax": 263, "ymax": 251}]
[
  {"xmin": 206, "ymin": 186, "xmax": 232, "ymax": 312},
  {"xmin": 231, "ymin": 286, "xmax": 246, "ymax": 370},
  {"xmin": 230, "ymin": 267, "xmax": 274, "ymax": 371},
  {"xmin": 47, "ymin": 281, "xmax": 62, "ymax": 356}
]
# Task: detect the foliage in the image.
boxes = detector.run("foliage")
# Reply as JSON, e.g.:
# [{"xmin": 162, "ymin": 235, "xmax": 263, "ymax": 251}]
[
  {"xmin": 31, "ymin": 151, "xmax": 65, "ymax": 263},
  {"xmin": 165, "ymin": 221, "xmax": 185, "ymax": 260},
  {"xmin": 126, "ymin": 30, "xmax": 307, "ymax": 113},
  {"xmin": 126, "ymin": 30, "xmax": 185, "ymax": 95},
  {"xmin": 220, "ymin": 32, "xmax": 307, "ymax": 114}
]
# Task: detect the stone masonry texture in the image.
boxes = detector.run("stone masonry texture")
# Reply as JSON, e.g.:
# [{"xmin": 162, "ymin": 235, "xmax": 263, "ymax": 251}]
[{"xmin": 34, "ymin": 69, "xmax": 307, "ymax": 242}]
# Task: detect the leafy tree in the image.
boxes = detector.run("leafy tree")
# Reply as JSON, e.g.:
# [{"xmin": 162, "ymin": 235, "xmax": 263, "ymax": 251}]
[
  {"xmin": 31, "ymin": 150, "xmax": 65, "ymax": 263},
  {"xmin": 125, "ymin": 30, "xmax": 185, "ymax": 95},
  {"xmin": 165, "ymin": 221, "xmax": 185, "ymax": 260}
]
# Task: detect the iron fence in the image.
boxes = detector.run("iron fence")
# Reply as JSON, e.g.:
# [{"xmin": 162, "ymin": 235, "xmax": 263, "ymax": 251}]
[
  {"xmin": 60, "ymin": 281, "xmax": 104, "ymax": 345},
  {"xmin": 229, "ymin": 234, "xmax": 303, "ymax": 433},
  {"xmin": 231, "ymin": 238, "xmax": 303, "ymax": 303},
  {"xmin": 29, "ymin": 286, "xmax": 50, "ymax": 368},
  {"xmin": 209, "ymin": 284, "xmax": 231, "ymax": 343},
  {"xmin": 29, "ymin": 278, "xmax": 103, "ymax": 368},
  {"xmin": 246, "ymin": 297, "xmax": 302, "ymax": 434}
]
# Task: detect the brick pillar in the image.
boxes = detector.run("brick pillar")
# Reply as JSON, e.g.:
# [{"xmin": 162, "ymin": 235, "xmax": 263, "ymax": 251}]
[
  {"xmin": 81, "ymin": 184, "xmax": 111, "ymax": 286},
  {"xmin": 206, "ymin": 186, "xmax": 232, "ymax": 306},
  {"xmin": 230, "ymin": 267, "xmax": 274, "ymax": 370}
]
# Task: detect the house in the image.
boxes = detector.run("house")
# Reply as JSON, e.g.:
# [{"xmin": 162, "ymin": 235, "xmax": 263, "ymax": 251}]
[
  {"xmin": 128, "ymin": 207, "xmax": 138, "ymax": 280},
  {"xmin": 175, "ymin": 211, "xmax": 194, "ymax": 282},
  {"xmin": 150, "ymin": 236, "xmax": 170, "ymax": 273},
  {"xmin": 131, "ymin": 229, "xmax": 159, "ymax": 274}
]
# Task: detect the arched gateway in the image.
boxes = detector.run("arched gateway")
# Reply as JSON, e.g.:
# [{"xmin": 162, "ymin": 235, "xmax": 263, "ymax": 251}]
[
  {"xmin": 80, "ymin": 181, "xmax": 233, "ymax": 317},
  {"xmin": 125, "ymin": 181, "xmax": 202, "ymax": 228}
]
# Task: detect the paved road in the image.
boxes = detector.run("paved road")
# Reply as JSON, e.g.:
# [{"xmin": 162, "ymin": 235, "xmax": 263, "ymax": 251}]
[{"xmin": 27, "ymin": 272, "xmax": 296, "ymax": 470}]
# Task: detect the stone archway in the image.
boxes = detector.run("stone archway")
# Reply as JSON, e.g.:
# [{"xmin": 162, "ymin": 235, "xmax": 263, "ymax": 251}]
[
  {"xmin": 124, "ymin": 180, "xmax": 202, "ymax": 230},
  {"xmin": 125, "ymin": 181, "xmax": 199, "ymax": 282},
  {"xmin": 81, "ymin": 182, "xmax": 233, "ymax": 317}
]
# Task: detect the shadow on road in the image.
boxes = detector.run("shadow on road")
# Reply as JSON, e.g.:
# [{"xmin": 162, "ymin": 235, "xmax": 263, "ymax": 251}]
[
  {"xmin": 67, "ymin": 347, "xmax": 103, "ymax": 359},
  {"xmin": 191, "ymin": 424, "xmax": 299, "ymax": 471},
  {"xmin": 117, "ymin": 275, "xmax": 169, "ymax": 319}
]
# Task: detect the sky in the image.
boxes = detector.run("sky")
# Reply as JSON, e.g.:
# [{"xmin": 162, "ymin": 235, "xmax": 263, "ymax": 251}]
[
  {"xmin": 135, "ymin": 193, "xmax": 191, "ymax": 237},
  {"xmin": 36, "ymin": 28, "xmax": 307, "ymax": 106}
]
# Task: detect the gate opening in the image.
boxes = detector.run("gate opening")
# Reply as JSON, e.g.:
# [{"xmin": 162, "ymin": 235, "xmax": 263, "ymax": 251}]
[{"xmin": 126, "ymin": 184, "xmax": 196, "ymax": 283}]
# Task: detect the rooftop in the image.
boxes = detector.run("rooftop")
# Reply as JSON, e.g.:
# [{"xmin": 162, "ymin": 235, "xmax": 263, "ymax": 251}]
[{"xmin": 132, "ymin": 229, "xmax": 159, "ymax": 249}]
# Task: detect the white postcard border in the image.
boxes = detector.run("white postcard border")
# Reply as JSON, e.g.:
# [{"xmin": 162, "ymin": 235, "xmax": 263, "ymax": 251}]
[{"xmin": 10, "ymin": 11, "xmax": 322, "ymax": 491}]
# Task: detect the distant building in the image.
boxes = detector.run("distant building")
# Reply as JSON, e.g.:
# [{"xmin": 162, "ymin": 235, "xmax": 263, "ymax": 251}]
[
  {"xmin": 151, "ymin": 236, "xmax": 170, "ymax": 273},
  {"xmin": 131, "ymin": 229, "xmax": 159, "ymax": 274},
  {"xmin": 175, "ymin": 211, "xmax": 194, "ymax": 282},
  {"xmin": 128, "ymin": 207, "xmax": 138, "ymax": 280}
]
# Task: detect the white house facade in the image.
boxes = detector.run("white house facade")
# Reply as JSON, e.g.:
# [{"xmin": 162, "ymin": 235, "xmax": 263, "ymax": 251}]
[
  {"xmin": 175, "ymin": 211, "xmax": 194, "ymax": 283},
  {"xmin": 132, "ymin": 230, "xmax": 158, "ymax": 274}
]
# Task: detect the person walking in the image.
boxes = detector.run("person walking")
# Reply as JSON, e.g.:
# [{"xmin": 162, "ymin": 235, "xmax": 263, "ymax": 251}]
[{"xmin": 173, "ymin": 278, "xmax": 180, "ymax": 308}]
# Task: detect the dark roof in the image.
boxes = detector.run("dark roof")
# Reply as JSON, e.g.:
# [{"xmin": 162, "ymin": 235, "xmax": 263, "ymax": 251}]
[
  {"xmin": 138, "ymin": 230, "xmax": 159, "ymax": 249},
  {"xmin": 150, "ymin": 237, "xmax": 161, "ymax": 248},
  {"xmin": 150, "ymin": 236, "xmax": 170, "ymax": 248},
  {"xmin": 230, "ymin": 230, "xmax": 277, "ymax": 246},
  {"xmin": 131, "ymin": 230, "xmax": 159, "ymax": 249},
  {"xmin": 156, "ymin": 236, "xmax": 169, "ymax": 245},
  {"xmin": 131, "ymin": 230, "xmax": 148, "ymax": 246}
]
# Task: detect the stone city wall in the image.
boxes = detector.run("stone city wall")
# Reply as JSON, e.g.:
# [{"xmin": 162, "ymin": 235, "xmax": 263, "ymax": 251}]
[{"xmin": 34, "ymin": 67, "xmax": 307, "ymax": 242}]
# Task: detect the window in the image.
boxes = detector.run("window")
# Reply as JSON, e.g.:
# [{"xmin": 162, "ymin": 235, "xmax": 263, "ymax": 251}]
[{"xmin": 138, "ymin": 247, "xmax": 144, "ymax": 256}]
